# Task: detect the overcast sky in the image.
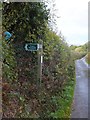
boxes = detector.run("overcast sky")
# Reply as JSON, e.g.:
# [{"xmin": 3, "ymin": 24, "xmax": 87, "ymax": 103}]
[{"xmin": 48, "ymin": 0, "xmax": 89, "ymax": 46}]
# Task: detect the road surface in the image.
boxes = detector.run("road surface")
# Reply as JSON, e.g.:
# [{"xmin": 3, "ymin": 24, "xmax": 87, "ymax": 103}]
[{"xmin": 71, "ymin": 57, "xmax": 88, "ymax": 118}]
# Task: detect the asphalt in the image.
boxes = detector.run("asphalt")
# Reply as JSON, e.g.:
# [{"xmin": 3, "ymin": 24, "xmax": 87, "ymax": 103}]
[{"xmin": 71, "ymin": 57, "xmax": 88, "ymax": 118}]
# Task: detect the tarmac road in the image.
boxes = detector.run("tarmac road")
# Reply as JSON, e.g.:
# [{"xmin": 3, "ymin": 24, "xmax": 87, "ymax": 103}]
[{"xmin": 71, "ymin": 57, "xmax": 88, "ymax": 118}]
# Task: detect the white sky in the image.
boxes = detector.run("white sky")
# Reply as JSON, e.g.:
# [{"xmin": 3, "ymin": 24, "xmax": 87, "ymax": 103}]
[{"xmin": 47, "ymin": 0, "xmax": 89, "ymax": 46}]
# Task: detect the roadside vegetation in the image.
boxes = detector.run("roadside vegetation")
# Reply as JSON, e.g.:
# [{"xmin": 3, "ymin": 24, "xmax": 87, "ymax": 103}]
[
  {"xmin": 85, "ymin": 52, "xmax": 90, "ymax": 64},
  {"xmin": 70, "ymin": 42, "xmax": 88, "ymax": 60},
  {"xmin": 1, "ymin": 2, "xmax": 78, "ymax": 118}
]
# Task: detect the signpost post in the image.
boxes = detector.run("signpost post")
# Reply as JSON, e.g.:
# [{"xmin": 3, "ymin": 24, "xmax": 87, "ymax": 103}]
[{"xmin": 37, "ymin": 41, "xmax": 43, "ymax": 88}]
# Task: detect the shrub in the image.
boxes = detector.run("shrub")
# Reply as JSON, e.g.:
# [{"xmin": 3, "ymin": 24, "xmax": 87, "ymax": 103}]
[{"xmin": 85, "ymin": 52, "xmax": 90, "ymax": 64}]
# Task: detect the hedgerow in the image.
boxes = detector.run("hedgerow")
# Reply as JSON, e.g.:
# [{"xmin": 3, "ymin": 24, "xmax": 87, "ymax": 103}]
[{"xmin": 2, "ymin": 2, "xmax": 75, "ymax": 118}]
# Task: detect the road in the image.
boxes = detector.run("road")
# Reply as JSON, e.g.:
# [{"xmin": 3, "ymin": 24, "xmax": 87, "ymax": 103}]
[{"xmin": 71, "ymin": 57, "xmax": 88, "ymax": 118}]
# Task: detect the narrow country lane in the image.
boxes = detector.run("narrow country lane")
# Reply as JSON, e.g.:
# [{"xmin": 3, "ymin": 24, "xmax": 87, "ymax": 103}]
[{"xmin": 71, "ymin": 57, "xmax": 88, "ymax": 118}]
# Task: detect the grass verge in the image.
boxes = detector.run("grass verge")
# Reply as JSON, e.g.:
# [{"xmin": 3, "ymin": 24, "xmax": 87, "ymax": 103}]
[{"xmin": 49, "ymin": 70, "xmax": 76, "ymax": 118}]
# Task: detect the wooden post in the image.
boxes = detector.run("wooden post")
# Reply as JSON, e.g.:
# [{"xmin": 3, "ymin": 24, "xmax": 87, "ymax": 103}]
[{"xmin": 37, "ymin": 40, "xmax": 43, "ymax": 96}]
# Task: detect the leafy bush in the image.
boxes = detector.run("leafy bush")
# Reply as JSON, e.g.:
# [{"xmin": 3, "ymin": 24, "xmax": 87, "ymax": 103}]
[
  {"xmin": 85, "ymin": 52, "xmax": 90, "ymax": 64},
  {"xmin": 2, "ymin": 40, "xmax": 17, "ymax": 82}
]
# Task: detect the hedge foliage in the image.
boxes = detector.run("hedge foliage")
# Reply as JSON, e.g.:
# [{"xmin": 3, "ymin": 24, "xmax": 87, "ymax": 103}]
[{"xmin": 2, "ymin": 2, "xmax": 75, "ymax": 118}]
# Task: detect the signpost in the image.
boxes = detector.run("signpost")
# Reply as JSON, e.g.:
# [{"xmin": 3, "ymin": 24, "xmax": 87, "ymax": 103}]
[{"xmin": 25, "ymin": 42, "xmax": 43, "ymax": 89}]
